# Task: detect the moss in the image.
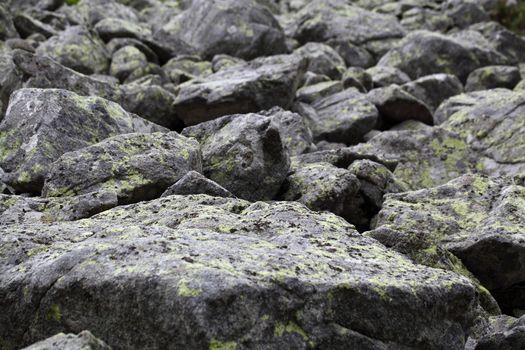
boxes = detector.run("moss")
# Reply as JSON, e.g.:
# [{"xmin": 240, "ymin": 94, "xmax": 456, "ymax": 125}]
[
  {"xmin": 177, "ymin": 280, "xmax": 202, "ymax": 297},
  {"xmin": 208, "ymin": 339, "xmax": 237, "ymax": 350},
  {"xmin": 17, "ymin": 171, "xmax": 31, "ymax": 184},
  {"xmin": 274, "ymin": 321, "xmax": 310, "ymax": 341},
  {"xmin": 48, "ymin": 304, "xmax": 61, "ymax": 322}
]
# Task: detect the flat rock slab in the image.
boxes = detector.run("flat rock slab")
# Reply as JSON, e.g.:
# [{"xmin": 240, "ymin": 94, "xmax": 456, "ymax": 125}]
[{"xmin": 1, "ymin": 195, "xmax": 479, "ymax": 350}]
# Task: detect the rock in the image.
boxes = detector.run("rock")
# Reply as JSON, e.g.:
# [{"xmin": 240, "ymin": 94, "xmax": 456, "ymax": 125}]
[
  {"xmin": 182, "ymin": 113, "xmax": 290, "ymax": 201},
  {"xmin": 13, "ymin": 13, "xmax": 57, "ymax": 39},
  {"xmin": 59, "ymin": 0, "xmax": 139, "ymax": 27},
  {"xmin": 35, "ymin": 26, "xmax": 110, "ymax": 75},
  {"xmin": 109, "ymin": 46, "xmax": 149, "ymax": 82},
  {"xmin": 401, "ymin": 73, "xmax": 464, "ymax": 112},
  {"xmin": 210, "ymin": 54, "xmax": 245, "ymax": 72},
  {"xmin": 291, "ymin": 0, "xmax": 405, "ymax": 46},
  {"xmin": 473, "ymin": 315, "xmax": 525, "ymax": 349},
  {"xmin": 370, "ymin": 174, "xmax": 525, "ymax": 314},
  {"xmin": 162, "ymin": 56, "xmax": 212, "ymax": 85},
  {"xmin": 42, "ymin": 132, "xmax": 202, "ymax": 205},
  {"xmin": 342, "ymin": 67, "xmax": 373, "ymax": 92},
  {"xmin": 21, "ymin": 331, "xmax": 111, "ymax": 350},
  {"xmin": 444, "ymin": 1, "xmax": 490, "ymax": 29},
  {"xmin": 306, "ymin": 88, "xmax": 379, "ymax": 145},
  {"xmin": 153, "ymin": 0, "xmax": 287, "ymax": 60},
  {"xmin": 301, "ymin": 72, "xmax": 331, "ymax": 87},
  {"xmin": 366, "ymin": 66, "xmax": 411, "ymax": 88},
  {"xmin": 465, "ymin": 65, "xmax": 521, "ymax": 92},
  {"xmin": 107, "ymin": 38, "xmax": 159, "ymax": 64},
  {"xmin": 378, "ymin": 30, "xmax": 507, "ymax": 82},
  {"xmin": 13, "ymin": 50, "xmax": 182, "ymax": 130},
  {"xmin": 173, "ymin": 54, "xmax": 306, "ymax": 126},
  {"xmin": 0, "ymin": 49, "xmax": 23, "ymax": 118},
  {"xmin": 0, "ymin": 5, "xmax": 17, "ymax": 40},
  {"xmin": 293, "ymin": 42, "xmax": 346, "ymax": 80},
  {"xmin": 326, "ymin": 40, "xmax": 375, "ymax": 68},
  {"xmin": 469, "ymin": 21, "xmax": 525, "ymax": 64},
  {"xmin": 161, "ymin": 170, "xmax": 234, "ymax": 198},
  {"xmin": 0, "ymin": 194, "xmax": 481, "ymax": 349},
  {"xmin": 367, "ymin": 84, "xmax": 434, "ymax": 127},
  {"xmin": 0, "ymin": 88, "xmax": 165, "ymax": 193},
  {"xmin": 296, "ymin": 81, "xmax": 343, "ymax": 104},
  {"xmin": 278, "ymin": 162, "xmax": 360, "ymax": 220},
  {"xmin": 349, "ymin": 127, "xmax": 479, "ymax": 190},
  {"xmin": 441, "ymin": 89, "xmax": 525, "ymax": 177},
  {"xmin": 94, "ymin": 17, "xmax": 152, "ymax": 43}
]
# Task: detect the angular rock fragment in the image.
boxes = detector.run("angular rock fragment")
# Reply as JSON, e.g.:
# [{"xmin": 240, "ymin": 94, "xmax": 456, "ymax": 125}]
[
  {"xmin": 154, "ymin": 0, "xmax": 287, "ymax": 60},
  {"xmin": 1, "ymin": 195, "xmax": 481, "ymax": 350},
  {"xmin": 173, "ymin": 54, "xmax": 306, "ymax": 125},
  {"xmin": 293, "ymin": 42, "xmax": 346, "ymax": 80},
  {"xmin": 161, "ymin": 170, "xmax": 234, "ymax": 198},
  {"xmin": 0, "ymin": 88, "xmax": 165, "ymax": 193},
  {"xmin": 401, "ymin": 73, "xmax": 464, "ymax": 112},
  {"xmin": 182, "ymin": 113, "xmax": 290, "ymax": 201},
  {"xmin": 21, "ymin": 331, "xmax": 111, "ymax": 350},
  {"xmin": 465, "ymin": 65, "xmax": 521, "ymax": 92},
  {"xmin": 42, "ymin": 132, "xmax": 202, "ymax": 205}
]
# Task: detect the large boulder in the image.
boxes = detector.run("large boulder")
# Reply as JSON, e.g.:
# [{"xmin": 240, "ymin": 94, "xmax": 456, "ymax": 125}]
[
  {"xmin": 42, "ymin": 132, "xmax": 202, "ymax": 205},
  {"xmin": 21, "ymin": 331, "xmax": 111, "ymax": 350},
  {"xmin": 1, "ymin": 195, "xmax": 481, "ymax": 349},
  {"xmin": 173, "ymin": 54, "xmax": 306, "ymax": 126},
  {"xmin": 12, "ymin": 50, "xmax": 182, "ymax": 129},
  {"xmin": 153, "ymin": 0, "xmax": 287, "ymax": 60},
  {"xmin": 378, "ymin": 30, "xmax": 507, "ymax": 82},
  {"xmin": 0, "ymin": 88, "xmax": 165, "ymax": 193},
  {"xmin": 35, "ymin": 26, "xmax": 110, "ymax": 75},
  {"xmin": 370, "ymin": 174, "xmax": 525, "ymax": 315},
  {"xmin": 182, "ymin": 112, "xmax": 290, "ymax": 201}
]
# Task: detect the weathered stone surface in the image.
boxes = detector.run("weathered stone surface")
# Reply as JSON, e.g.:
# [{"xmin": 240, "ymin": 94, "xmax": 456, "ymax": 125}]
[
  {"xmin": 173, "ymin": 54, "xmax": 306, "ymax": 126},
  {"xmin": 94, "ymin": 18, "xmax": 152, "ymax": 43},
  {"xmin": 342, "ymin": 67, "xmax": 373, "ymax": 92},
  {"xmin": 0, "ymin": 195, "xmax": 480, "ymax": 350},
  {"xmin": 109, "ymin": 46, "xmax": 148, "ymax": 82},
  {"xmin": 370, "ymin": 174, "xmax": 525, "ymax": 314},
  {"xmin": 306, "ymin": 88, "xmax": 379, "ymax": 145},
  {"xmin": 182, "ymin": 113, "xmax": 290, "ymax": 201},
  {"xmin": 293, "ymin": 42, "xmax": 346, "ymax": 80},
  {"xmin": 349, "ymin": 127, "xmax": 479, "ymax": 190},
  {"xmin": 21, "ymin": 331, "xmax": 111, "ymax": 350},
  {"xmin": 35, "ymin": 26, "xmax": 109, "ymax": 75},
  {"xmin": 469, "ymin": 21, "xmax": 525, "ymax": 65},
  {"xmin": 366, "ymin": 66, "xmax": 411, "ymax": 88},
  {"xmin": 441, "ymin": 89, "xmax": 525, "ymax": 177},
  {"xmin": 162, "ymin": 56, "xmax": 212, "ymax": 85},
  {"xmin": 401, "ymin": 73, "xmax": 464, "ymax": 112},
  {"xmin": 367, "ymin": 84, "xmax": 433, "ymax": 126},
  {"xmin": 296, "ymin": 81, "xmax": 343, "ymax": 105},
  {"xmin": 465, "ymin": 65, "xmax": 521, "ymax": 92},
  {"xmin": 42, "ymin": 132, "xmax": 202, "ymax": 205},
  {"xmin": 0, "ymin": 5, "xmax": 17, "ymax": 40},
  {"xmin": 59, "ymin": 0, "xmax": 139, "ymax": 27},
  {"xmin": 161, "ymin": 170, "xmax": 234, "ymax": 198},
  {"xmin": 0, "ymin": 49, "xmax": 22, "ymax": 117},
  {"xmin": 378, "ymin": 30, "xmax": 507, "ymax": 82},
  {"xmin": 291, "ymin": 0, "xmax": 405, "ymax": 46},
  {"xmin": 472, "ymin": 315, "xmax": 525, "ymax": 349},
  {"xmin": 154, "ymin": 0, "xmax": 287, "ymax": 60},
  {"xmin": 13, "ymin": 50, "xmax": 182, "ymax": 129},
  {"xmin": 0, "ymin": 88, "xmax": 165, "ymax": 193}
]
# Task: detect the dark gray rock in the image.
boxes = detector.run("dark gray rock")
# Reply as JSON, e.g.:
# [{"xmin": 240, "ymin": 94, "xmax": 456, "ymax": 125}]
[
  {"xmin": 296, "ymin": 81, "xmax": 343, "ymax": 104},
  {"xmin": 444, "ymin": 1, "xmax": 490, "ymax": 29},
  {"xmin": 21, "ymin": 331, "xmax": 111, "ymax": 350},
  {"xmin": 326, "ymin": 40, "xmax": 375, "ymax": 68},
  {"xmin": 94, "ymin": 18, "xmax": 152, "ymax": 43},
  {"xmin": 366, "ymin": 66, "xmax": 411, "ymax": 88},
  {"xmin": 378, "ymin": 30, "xmax": 507, "ymax": 82},
  {"xmin": 0, "ymin": 5, "xmax": 17, "ymax": 40},
  {"xmin": 35, "ymin": 26, "xmax": 109, "ymax": 75},
  {"xmin": 0, "ymin": 88, "xmax": 166, "ymax": 193},
  {"xmin": 161, "ymin": 170, "xmax": 234, "ymax": 198},
  {"xmin": 465, "ymin": 65, "xmax": 521, "ymax": 92},
  {"xmin": 182, "ymin": 112, "xmax": 290, "ymax": 201},
  {"xmin": 0, "ymin": 194, "xmax": 481, "ymax": 350},
  {"xmin": 401, "ymin": 73, "xmax": 464, "ymax": 112},
  {"xmin": 109, "ymin": 46, "xmax": 149, "ymax": 83},
  {"xmin": 42, "ymin": 132, "xmax": 202, "ymax": 205},
  {"xmin": 13, "ymin": 13, "xmax": 57, "ymax": 39},
  {"xmin": 367, "ymin": 84, "xmax": 433, "ymax": 127},
  {"xmin": 474, "ymin": 315, "xmax": 525, "ymax": 349},
  {"xmin": 306, "ymin": 88, "xmax": 379, "ymax": 145},
  {"xmin": 173, "ymin": 54, "xmax": 306, "ymax": 126},
  {"xmin": 469, "ymin": 21, "xmax": 525, "ymax": 64},
  {"xmin": 162, "ymin": 56, "xmax": 212, "ymax": 85},
  {"xmin": 342, "ymin": 67, "xmax": 373, "ymax": 92},
  {"xmin": 0, "ymin": 48, "xmax": 23, "ymax": 118},
  {"xmin": 293, "ymin": 42, "xmax": 346, "ymax": 80},
  {"xmin": 154, "ymin": 0, "xmax": 287, "ymax": 60}
]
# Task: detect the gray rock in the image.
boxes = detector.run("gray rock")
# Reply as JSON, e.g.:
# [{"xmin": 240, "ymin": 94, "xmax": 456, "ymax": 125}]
[
  {"xmin": 0, "ymin": 194, "xmax": 481, "ymax": 350},
  {"xmin": 59, "ymin": 0, "xmax": 139, "ymax": 27},
  {"xmin": 307, "ymin": 88, "xmax": 379, "ymax": 145},
  {"xmin": 400, "ymin": 8, "xmax": 452, "ymax": 33},
  {"xmin": 0, "ymin": 49, "xmax": 23, "ymax": 118},
  {"xmin": 0, "ymin": 88, "xmax": 165, "ymax": 193},
  {"xmin": 182, "ymin": 112, "xmax": 290, "ymax": 201},
  {"xmin": 13, "ymin": 50, "xmax": 182, "ymax": 129},
  {"xmin": 94, "ymin": 18, "xmax": 152, "ymax": 43},
  {"xmin": 370, "ymin": 174, "xmax": 525, "ymax": 314},
  {"xmin": 35, "ymin": 26, "xmax": 109, "ymax": 75},
  {"xmin": 326, "ymin": 39, "xmax": 375, "ymax": 68},
  {"xmin": 162, "ymin": 56, "xmax": 212, "ymax": 85},
  {"xmin": 474, "ymin": 315, "xmax": 525, "ymax": 349},
  {"xmin": 161, "ymin": 170, "xmax": 234, "ymax": 198},
  {"xmin": 366, "ymin": 66, "xmax": 411, "ymax": 88},
  {"xmin": 291, "ymin": 0, "xmax": 405, "ymax": 46},
  {"xmin": 293, "ymin": 42, "xmax": 346, "ymax": 80},
  {"xmin": 110, "ymin": 46, "xmax": 149, "ymax": 83},
  {"xmin": 465, "ymin": 65, "xmax": 521, "ymax": 92},
  {"xmin": 13, "ymin": 13, "xmax": 57, "ymax": 39},
  {"xmin": 107, "ymin": 38, "xmax": 159, "ymax": 64},
  {"xmin": 173, "ymin": 54, "xmax": 306, "ymax": 126},
  {"xmin": 342, "ymin": 67, "xmax": 373, "ymax": 92},
  {"xmin": 367, "ymin": 84, "xmax": 434, "ymax": 127},
  {"xmin": 469, "ymin": 21, "xmax": 525, "ymax": 64},
  {"xmin": 0, "ymin": 4, "xmax": 17, "ymax": 40},
  {"xmin": 401, "ymin": 73, "xmax": 464, "ymax": 112},
  {"xmin": 444, "ymin": 1, "xmax": 490, "ymax": 29},
  {"xmin": 154, "ymin": 0, "xmax": 287, "ymax": 60},
  {"xmin": 296, "ymin": 81, "xmax": 343, "ymax": 104},
  {"xmin": 378, "ymin": 30, "xmax": 507, "ymax": 83},
  {"xmin": 42, "ymin": 132, "xmax": 202, "ymax": 205},
  {"xmin": 21, "ymin": 331, "xmax": 111, "ymax": 350}
]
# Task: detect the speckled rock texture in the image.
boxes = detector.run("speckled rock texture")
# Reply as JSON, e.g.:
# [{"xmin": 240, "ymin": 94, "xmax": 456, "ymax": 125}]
[{"xmin": 2, "ymin": 0, "xmax": 525, "ymax": 348}]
